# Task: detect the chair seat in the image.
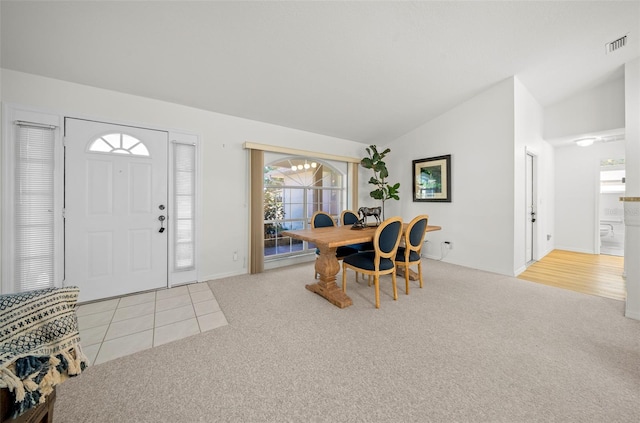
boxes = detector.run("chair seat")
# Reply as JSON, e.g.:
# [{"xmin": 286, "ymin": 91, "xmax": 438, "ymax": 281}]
[
  {"xmin": 395, "ymin": 247, "xmax": 421, "ymax": 262},
  {"xmin": 353, "ymin": 242, "xmax": 374, "ymax": 251},
  {"xmin": 337, "ymin": 246, "xmax": 360, "ymax": 258},
  {"xmin": 343, "ymin": 251, "xmax": 395, "ymax": 271},
  {"xmin": 316, "ymin": 246, "xmax": 359, "ymax": 258}
]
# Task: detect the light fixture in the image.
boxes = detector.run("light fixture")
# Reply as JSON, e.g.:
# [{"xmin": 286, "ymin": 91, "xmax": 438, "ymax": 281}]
[
  {"xmin": 290, "ymin": 160, "xmax": 318, "ymax": 172},
  {"xmin": 575, "ymin": 137, "xmax": 595, "ymax": 147}
]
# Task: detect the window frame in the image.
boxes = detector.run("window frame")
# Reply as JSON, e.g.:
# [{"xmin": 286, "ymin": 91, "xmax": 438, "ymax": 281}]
[
  {"xmin": 2, "ymin": 105, "xmax": 64, "ymax": 294},
  {"xmin": 263, "ymin": 155, "xmax": 348, "ymax": 261}
]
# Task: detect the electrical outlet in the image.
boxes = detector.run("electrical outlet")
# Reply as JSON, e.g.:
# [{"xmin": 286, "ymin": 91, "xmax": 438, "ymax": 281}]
[
  {"xmin": 233, "ymin": 251, "xmax": 238, "ymax": 261},
  {"xmin": 444, "ymin": 241, "xmax": 453, "ymax": 249}
]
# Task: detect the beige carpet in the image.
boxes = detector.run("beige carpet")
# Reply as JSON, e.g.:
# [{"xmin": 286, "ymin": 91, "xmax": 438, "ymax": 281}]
[{"xmin": 54, "ymin": 260, "xmax": 640, "ymax": 422}]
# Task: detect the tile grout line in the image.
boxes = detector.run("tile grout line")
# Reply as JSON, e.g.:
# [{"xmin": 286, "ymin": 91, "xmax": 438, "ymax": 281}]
[
  {"xmin": 151, "ymin": 290, "xmax": 157, "ymax": 348},
  {"xmin": 92, "ymin": 297, "xmax": 120, "ymax": 365},
  {"xmin": 81, "ymin": 283, "xmax": 223, "ymax": 364},
  {"xmin": 191, "ymin": 289, "xmax": 203, "ymax": 334}
]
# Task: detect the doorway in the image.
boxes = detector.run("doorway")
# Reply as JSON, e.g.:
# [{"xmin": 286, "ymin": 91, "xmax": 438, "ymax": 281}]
[
  {"xmin": 599, "ymin": 158, "xmax": 625, "ymax": 257},
  {"xmin": 65, "ymin": 118, "xmax": 169, "ymax": 302},
  {"xmin": 525, "ymin": 152, "xmax": 536, "ymax": 264}
]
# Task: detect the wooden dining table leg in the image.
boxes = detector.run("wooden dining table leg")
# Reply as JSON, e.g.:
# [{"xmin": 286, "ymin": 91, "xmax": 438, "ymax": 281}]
[{"xmin": 305, "ymin": 244, "xmax": 353, "ymax": 308}]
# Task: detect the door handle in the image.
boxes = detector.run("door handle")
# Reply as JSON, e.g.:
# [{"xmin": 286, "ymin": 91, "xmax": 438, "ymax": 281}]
[{"xmin": 158, "ymin": 215, "xmax": 166, "ymax": 233}]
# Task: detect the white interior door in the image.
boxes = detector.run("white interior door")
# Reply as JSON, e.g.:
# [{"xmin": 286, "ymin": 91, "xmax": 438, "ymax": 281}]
[
  {"xmin": 65, "ymin": 118, "xmax": 168, "ymax": 302},
  {"xmin": 525, "ymin": 153, "xmax": 535, "ymax": 263}
]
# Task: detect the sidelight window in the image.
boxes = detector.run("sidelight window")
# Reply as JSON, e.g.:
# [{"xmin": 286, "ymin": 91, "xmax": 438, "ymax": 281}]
[{"xmin": 11, "ymin": 121, "xmax": 59, "ymax": 292}]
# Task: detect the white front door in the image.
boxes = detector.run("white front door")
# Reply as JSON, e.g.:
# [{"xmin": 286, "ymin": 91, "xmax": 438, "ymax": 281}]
[{"xmin": 65, "ymin": 118, "xmax": 168, "ymax": 302}]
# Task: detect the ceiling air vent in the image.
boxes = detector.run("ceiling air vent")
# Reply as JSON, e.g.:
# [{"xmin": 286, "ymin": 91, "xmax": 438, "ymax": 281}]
[{"xmin": 606, "ymin": 34, "xmax": 627, "ymax": 54}]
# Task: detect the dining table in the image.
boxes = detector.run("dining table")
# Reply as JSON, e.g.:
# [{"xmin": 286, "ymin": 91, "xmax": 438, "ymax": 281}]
[{"xmin": 281, "ymin": 223, "xmax": 441, "ymax": 308}]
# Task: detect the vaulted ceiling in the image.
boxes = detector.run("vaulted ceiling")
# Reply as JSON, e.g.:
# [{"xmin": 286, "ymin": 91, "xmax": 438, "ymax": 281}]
[{"xmin": 1, "ymin": 1, "xmax": 638, "ymax": 144}]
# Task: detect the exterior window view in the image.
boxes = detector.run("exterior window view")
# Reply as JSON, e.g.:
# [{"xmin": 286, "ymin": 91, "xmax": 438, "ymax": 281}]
[{"xmin": 263, "ymin": 157, "xmax": 345, "ymax": 259}]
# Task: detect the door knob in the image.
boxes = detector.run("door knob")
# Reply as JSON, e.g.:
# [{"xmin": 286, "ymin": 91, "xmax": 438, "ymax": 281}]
[{"xmin": 158, "ymin": 215, "xmax": 166, "ymax": 233}]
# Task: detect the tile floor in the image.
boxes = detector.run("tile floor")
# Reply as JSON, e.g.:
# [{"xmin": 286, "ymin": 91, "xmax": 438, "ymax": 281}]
[{"xmin": 75, "ymin": 282, "xmax": 228, "ymax": 366}]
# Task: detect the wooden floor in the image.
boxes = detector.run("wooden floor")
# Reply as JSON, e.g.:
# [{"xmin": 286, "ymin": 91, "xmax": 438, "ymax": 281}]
[{"xmin": 518, "ymin": 249, "xmax": 626, "ymax": 301}]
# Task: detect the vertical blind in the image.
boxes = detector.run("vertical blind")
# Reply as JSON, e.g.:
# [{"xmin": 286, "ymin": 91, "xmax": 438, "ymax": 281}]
[
  {"xmin": 173, "ymin": 142, "xmax": 196, "ymax": 271},
  {"xmin": 14, "ymin": 122, "xmax": 56, "ymax": 292}
]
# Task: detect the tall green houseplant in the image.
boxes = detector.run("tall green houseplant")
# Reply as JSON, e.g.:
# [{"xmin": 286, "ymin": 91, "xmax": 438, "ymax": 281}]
[{"xmin": 361, "ymin": 145, "xmax": 400, "ymax": 220}]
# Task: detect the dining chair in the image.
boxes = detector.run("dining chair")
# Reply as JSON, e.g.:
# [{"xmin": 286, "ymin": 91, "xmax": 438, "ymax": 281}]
[
  {"xmin": 341, "ymin": 216, "xmax": 403, "ymax": 308},
  {"xmin": 340, "ymin": 210, "xmax": 360, "ymax": 226},
  {"xmin": 394, "ymin": 214, "xmax": 429, "ymax": 295},
  {"xmin": 311, "ymin": 211, "xmax": 359, "ymax": 278},
  {"xmin": 339, "ymin": 209, "xmax": 373, "ymax": 252}
]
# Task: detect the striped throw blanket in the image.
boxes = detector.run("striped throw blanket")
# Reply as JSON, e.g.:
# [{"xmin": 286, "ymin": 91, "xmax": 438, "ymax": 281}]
[{"xmin": 0, "ymin": 286, "xmax": 89, "ymax": 418}]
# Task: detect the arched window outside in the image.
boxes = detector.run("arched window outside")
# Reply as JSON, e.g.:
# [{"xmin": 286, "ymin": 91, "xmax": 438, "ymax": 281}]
[{"xmin": 263, "ymin": 156, "xmax": 346, "ymax": 259}]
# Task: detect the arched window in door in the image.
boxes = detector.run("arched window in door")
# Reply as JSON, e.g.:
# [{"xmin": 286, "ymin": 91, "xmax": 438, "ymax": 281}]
[
  {"xmin": 263, "ymin": 156, "xmax": 346, "ymax": 260},
  {"xmin": 88, "ymin": 133, "xmax": 150, "ymax": 156}
]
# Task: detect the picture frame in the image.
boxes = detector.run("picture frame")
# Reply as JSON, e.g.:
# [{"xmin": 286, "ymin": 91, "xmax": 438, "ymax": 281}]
[{"xmin": 412, "ymin": 154, "xmax": 451, "ymax": 202}]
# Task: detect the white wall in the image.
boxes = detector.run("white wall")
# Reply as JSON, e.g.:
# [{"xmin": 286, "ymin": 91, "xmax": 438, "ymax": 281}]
[
  {"xmin": 554, "ymin": 140, "xmax": 625, "ymax": 253},
  {"xmin": 544, "ymin": 76, "xmax": 625, "ymax": 140},
  {"xmin": 384, "ymin": 78, "xmax": 517, "ymax": 276},
  {"xmin": 513, "ymin": 78, "xmax": 555, "ymax": 273},
  {"xmin": 0, "ymin": 69, "xmax": 366, "ymax": 282},
  {"xmin": 538, "ymin": 141, "xmax": 556, "ymax": 257},
  {"xmin": 623, "ymin": 58, "xmax": 640, "ymax": 320}
]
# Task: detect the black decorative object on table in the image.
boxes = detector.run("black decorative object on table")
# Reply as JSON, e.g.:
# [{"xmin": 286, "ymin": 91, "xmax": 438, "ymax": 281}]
[
  {"xmin": 351, "ymin": 220, "xmax": 367, "ymax": 230},
  {"xmin": 357, "ymin": 206, "xmax": 382, "ymax": 226}
]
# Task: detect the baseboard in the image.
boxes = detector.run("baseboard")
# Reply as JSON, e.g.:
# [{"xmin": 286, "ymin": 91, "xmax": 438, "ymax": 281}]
[
  {"xmin": 264, "ymin": 254, "xmax": 315, "ymax": 270},
  {"xmin": 514, "ymin": 265, "xmax": 527, "ymax": 276},
  {"xmin": 422, "ymin": 253, "xmax": 444, "ymax": 261},
  {"xmin": 540, "ymin": 246, "xmax": 554, "ymax": 258},
  {"xmin": 625, "ymin": 309, "xmax": 640, "ymax": 321},
  {"xmin": 553, "ymin": 245, "xmax": 596, "ymax": 255},
  {"xmin": 199, "ymin": 269, "xmax": 247, "ymax": 282}
]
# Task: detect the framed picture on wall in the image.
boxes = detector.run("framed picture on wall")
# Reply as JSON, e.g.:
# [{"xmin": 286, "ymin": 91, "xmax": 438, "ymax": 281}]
[{"xmin": 412, "ymin": 155, "xmax": 451, "ymax": 202}]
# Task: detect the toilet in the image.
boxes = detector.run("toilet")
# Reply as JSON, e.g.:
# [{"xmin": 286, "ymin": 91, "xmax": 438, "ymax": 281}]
[{"xmin": 600, "ymin": 224, "xmax": 613, "ymax": 238}]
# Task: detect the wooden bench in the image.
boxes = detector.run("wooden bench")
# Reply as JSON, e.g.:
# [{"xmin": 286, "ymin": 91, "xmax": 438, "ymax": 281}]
[{"xmin": 0, "ymin": 387, "xmax": 56, "ymax": 423}]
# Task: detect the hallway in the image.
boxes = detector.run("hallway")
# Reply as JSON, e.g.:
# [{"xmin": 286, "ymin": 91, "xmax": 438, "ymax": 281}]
[{"xmin": 518, "ymin": 250, "xmax": 625, "ymax": 301}]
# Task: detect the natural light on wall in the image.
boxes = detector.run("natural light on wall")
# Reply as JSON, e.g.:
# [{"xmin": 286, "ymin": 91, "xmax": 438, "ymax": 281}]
[
  {"xmin": 600, "ymin": 169, "xmax": 626, "ymax": 193},
  {"xmin": 600, "ymin": 159, "xmax": 626, "ymax": 194}
]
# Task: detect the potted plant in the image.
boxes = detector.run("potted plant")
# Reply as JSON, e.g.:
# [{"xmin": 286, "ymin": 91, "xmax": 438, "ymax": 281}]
[{"xmin": 360, "ymin": 145, "xmax": 400, "ymax": 220}]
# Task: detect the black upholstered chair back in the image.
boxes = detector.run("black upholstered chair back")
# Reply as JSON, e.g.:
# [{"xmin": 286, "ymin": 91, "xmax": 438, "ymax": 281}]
[
  {"xmin": 409, "ymin": 217, "xmax": 428, "ymax": 248},
  {"xmin": 378, "ymin": 220, "xmax": 402, "ymax": 254},
  {"xmin": 340, "ymin": 210, "xmax": 360, "ymax": 226},
  {"xmin": 311, "ymin": 211, "xmax": 335, "ymax": 228}
]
